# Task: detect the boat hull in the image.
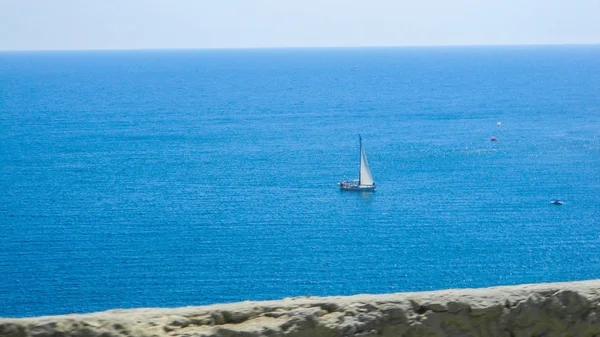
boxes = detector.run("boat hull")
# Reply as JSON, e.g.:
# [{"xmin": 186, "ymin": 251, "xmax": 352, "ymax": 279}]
[{"xmin": 339, "ymin": 183, "xmax": 376, "ymax": 192}]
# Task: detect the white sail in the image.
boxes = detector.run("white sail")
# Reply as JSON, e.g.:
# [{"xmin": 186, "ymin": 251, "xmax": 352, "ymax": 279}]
[{"xmin": 359, "ymin": 138, "xmax": 374, "ymax": 186}]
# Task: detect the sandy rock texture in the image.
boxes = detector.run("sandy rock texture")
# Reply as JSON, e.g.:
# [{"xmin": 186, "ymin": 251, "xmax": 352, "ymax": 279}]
[{"xmin": 2, "ymin": 280, "xmax": 600, "ymax": 337}]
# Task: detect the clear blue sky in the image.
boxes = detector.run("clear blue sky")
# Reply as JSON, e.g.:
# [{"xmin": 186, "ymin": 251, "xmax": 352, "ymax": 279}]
[{"xmin": 1, "ymin": 0, "xmax": 599, "ymax": 51}]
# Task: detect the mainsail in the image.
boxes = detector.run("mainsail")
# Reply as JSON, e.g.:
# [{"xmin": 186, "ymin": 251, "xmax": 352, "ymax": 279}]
[{"xmin": 359, "ymin": 136, "xmax": 374, "ymax": 186}]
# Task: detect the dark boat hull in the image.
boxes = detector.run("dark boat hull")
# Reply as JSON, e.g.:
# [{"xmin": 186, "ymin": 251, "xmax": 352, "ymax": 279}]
[{"xmin": 339, "ymin": 183, "xmax": 376, "ymax": 192}]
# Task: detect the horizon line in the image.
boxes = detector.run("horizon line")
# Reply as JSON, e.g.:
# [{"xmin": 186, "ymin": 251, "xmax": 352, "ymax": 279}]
[{"xmin": 1, "ymin": 42, "xmax": 599, "ymax": 53}]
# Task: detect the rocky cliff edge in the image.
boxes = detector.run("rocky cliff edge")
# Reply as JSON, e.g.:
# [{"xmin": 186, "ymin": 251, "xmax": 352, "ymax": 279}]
[{"xmin": 2, "ymin": 280, "xmax": 600, "ymax": 337}]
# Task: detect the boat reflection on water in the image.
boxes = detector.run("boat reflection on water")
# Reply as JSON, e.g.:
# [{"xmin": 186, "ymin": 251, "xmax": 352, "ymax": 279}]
[{"xmin": 359, "ymin": 191, "xmax": 375, "ymax": 201}]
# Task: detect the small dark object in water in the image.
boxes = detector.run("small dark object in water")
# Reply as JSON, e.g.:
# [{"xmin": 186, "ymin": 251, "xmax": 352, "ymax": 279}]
[
  {"xmin": 551, "ymin": 200, "xmax": 564, "ymax": 205},
  {"xmin": 490, "ymin": 136, "xmax": 498, "ymax": 142}
]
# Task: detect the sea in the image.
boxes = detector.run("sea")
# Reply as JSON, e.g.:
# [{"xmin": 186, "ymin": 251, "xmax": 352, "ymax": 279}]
[{"xmin": 1, "ymin": 45, "xmax": 599, "ymax": 318}]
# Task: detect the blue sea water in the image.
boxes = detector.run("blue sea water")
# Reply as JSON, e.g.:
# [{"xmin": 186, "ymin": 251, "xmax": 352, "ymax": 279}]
[{"xmin": 1, "ymin": 46, "xmax": 599, "ymax": 318}]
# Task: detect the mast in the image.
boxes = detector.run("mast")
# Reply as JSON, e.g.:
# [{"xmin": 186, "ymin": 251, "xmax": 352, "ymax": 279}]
[{"xmin": 358, "ymin": 134, "xmax": 362, "ymax": 185}]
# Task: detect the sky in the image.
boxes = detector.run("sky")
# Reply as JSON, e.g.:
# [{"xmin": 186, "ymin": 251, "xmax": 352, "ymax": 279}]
[{"xmin": 0, "ymin": 0, "xmax": 599, "ymax": 51}]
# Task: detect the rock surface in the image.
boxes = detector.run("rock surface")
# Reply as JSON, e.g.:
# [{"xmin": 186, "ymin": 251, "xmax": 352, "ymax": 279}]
[{"xmin": 2, "ymin": 280, "xmax": 600, "ymax": 337}]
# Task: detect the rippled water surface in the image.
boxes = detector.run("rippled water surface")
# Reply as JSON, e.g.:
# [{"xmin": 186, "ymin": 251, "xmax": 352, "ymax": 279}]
[{"xmin": 1, "ymin": 46, "xmax": 599, "ymax": 317}]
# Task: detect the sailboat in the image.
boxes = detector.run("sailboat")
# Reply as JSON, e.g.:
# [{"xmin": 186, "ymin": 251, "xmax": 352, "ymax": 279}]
[{"xmin": 339, "ymin": 135, "xmax": 376, "ymax": 191}]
